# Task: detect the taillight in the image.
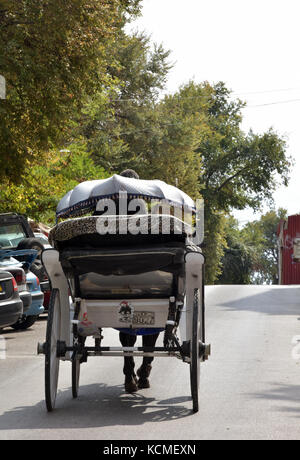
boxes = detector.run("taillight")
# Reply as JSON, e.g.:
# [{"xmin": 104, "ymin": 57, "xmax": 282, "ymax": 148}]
[
  {"xmin": 12, "ymin": 277, "xmax": 18, "ymax": 292},
  {"xmin": 14, "ymin": 271, "xmax": 26, "ymax": 285}
]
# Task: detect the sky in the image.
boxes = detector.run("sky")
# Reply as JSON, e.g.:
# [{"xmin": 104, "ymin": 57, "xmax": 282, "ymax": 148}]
[{"xmin": 127, "ymin": 0, "xmax": 300, "ymax": 224}]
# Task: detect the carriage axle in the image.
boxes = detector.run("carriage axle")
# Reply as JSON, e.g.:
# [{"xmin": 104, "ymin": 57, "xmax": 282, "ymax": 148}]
[{"xmin": 37, "ymin": 340, "xmax": 210, "ymax": 361}]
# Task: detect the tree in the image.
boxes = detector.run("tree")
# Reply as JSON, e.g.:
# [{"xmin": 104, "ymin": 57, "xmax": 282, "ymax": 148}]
[
  {"xmin": 0, "ymin": 0, "xmax": 141, "ymax": 181},
  {"xmin": 217, "ymin": 209, "xmax": 288, "ymax": 285},
  {"xmin": 76, "ymin": 77, "xmax": 291, "ymax": 284},
  {"xmin": 0, "ymin": 142, "xmax": 109, "ymax": 224},
  {"xmin": 77, "ymin": 41, "xmax": 205, "ymax": 195},
  {"xmin": 164, "ymin": 82, "xmax": 291, "ymax": 283},
  {"xmin": 241, "ymin": 208, "xmax": 288, "ymax": 284},
  {"xmin": 217, "ymin": 216, "xmax": 254, "ymax": 285},
  {"xmin": 142, "ymin": 82, "xmax": 291, "ymax": 283},
  {"xmin": 76, "ymin": 31, "xmax": 173, "ymax": 173}
]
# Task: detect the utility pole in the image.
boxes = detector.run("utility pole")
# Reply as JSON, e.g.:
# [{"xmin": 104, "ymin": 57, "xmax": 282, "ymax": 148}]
[{"xmin": 0, "ymin": 75, "xmax": 6, "ymax": 99}]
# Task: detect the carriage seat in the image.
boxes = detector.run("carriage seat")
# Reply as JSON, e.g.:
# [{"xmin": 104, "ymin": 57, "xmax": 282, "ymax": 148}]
[
  {"xmin": 49, "ymin": 214, "xmax": 194, "ymax": 250},
  {"xmin": 49, "ymin": 214, "xmax": 201, "ymax": 281}
]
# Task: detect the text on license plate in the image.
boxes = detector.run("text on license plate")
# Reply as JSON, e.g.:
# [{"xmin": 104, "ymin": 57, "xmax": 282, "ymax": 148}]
[{"xmin": 132, "ymin": 311, "xmax": 155, "ymax": 326}]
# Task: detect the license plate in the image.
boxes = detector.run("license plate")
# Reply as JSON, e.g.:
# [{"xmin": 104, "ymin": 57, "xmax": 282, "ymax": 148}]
[{"xmin": 133, "ymin": 311, "xmax": 155, "ymax": 326}]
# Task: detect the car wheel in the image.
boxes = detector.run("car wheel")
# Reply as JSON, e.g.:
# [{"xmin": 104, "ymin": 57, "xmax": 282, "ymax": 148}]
[
  {"xmin": 18, "ymin": 238, "xmax": 47, "ymax": 282},
  {"xmin": 17, "ymin": 238, "xmax": 44, "ymax": 263},
  {"xmin": 11, "ymin": 315, "xmax": 38, "ymax": 330}
]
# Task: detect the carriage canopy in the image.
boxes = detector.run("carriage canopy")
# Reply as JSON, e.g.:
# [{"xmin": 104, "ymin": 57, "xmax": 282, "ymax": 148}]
[{"xmin": 56, "ymin": 175, "xmax": 196, "ymax": 220}]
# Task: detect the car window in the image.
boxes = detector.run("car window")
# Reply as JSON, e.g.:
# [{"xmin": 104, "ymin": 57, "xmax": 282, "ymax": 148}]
[
  {"xmin": 0, "ymin": 224, "xmax": 26, "ymax": 248},
  {"xmin": 33, "ymin": 233, "xmax": 48, "ymax": 244}
]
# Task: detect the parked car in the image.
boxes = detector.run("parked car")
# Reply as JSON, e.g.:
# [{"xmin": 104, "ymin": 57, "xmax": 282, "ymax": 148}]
[
  {"xmin": 19, "ymin": 270, "xmax": 44, "ymax": 329},
  {"xmin": 31, "ymin": 232, "xmax": 51, "ymax": 310},
  {"xmin": 0, "ymin": 251, "xmax": 44, "ymax": 330},
  {"xmin": 0, "ymin": 270, "xmax": 23, "ymax": 331},
  {"xmin": 0, "ymin": 213, "xmax": 42, "ymax": 248},
  {"xmin": 5, "ymin": 266, "xmax": 32, "ymax": 316},
  {"xmin": 0, "ymin": 213, "xmax": 51, "ymax": 309}
]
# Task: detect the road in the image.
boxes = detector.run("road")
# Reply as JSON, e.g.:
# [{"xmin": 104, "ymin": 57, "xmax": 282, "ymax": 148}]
[{"xmin": 1, "ymin": 284, "xmax": 300, "ymax": 440}]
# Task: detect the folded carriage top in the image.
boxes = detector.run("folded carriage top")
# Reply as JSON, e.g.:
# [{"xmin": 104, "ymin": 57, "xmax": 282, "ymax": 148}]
[{"xmin": 56, "ymin": 174, "xmax": 196, "ymax": 220}]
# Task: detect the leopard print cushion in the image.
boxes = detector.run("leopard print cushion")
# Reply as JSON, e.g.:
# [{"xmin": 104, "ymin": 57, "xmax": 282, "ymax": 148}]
[{"xmin": 49, "ymin": 214, "xmax": 194, "ymax": 247}]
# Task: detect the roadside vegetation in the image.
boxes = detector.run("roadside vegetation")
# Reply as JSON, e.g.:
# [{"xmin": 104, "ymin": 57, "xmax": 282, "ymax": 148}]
[
  {"xmin": 0, "ymin": 0, "xmax": 292, "ymax": 283},
  {"xmin": 217, "ymin": 209, "xmax": 287, "ymax": 285}
]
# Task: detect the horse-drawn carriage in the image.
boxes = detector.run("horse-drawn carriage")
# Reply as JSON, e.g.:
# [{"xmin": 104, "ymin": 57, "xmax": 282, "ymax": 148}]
[{"xmin": 38, "ymin": 175, "xmax": 210, "ymax": 412}]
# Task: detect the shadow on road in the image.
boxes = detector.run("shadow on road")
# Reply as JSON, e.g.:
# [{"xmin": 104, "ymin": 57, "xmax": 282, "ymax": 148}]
[
  {"xmin": 206, "ymin": 285, "xmax": 300, "ymax": 316},
  {"xmin": 0, "ymin": 314, "xmax": 47, "ymax": 336},
  {"xmin": 0, "ymin": 383, "xmax": 192, "ymax": 432},
  {"xmin": 249, "ymin": 382, "xmax": 300, "ymax": 416},
  {"xmin": 0, "ymin": 329, "xmax": 33, "ymax": 336}
]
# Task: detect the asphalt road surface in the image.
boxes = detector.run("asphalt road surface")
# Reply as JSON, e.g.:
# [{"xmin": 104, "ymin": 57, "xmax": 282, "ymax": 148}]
[{"xmin": 1, "ymin": 284, "xmax": 300, "ymax": 440}]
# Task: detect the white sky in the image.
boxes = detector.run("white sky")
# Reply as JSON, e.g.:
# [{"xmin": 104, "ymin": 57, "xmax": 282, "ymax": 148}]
[{"xmin": 127, "ymin": 0, "xmax": 300, "ymax": 224}]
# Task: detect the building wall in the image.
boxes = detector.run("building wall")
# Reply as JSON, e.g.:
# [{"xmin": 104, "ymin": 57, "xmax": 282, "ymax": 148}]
[{"xmin": 279, "ymin": 214, "xmax": 300, "ymax": 285}]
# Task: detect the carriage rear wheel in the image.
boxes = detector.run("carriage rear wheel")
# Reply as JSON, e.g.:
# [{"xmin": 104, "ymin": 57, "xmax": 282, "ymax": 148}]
[
  {"xmin": 190, "ymin": 288, "xmax": 201, "ymax": 413},
  {"xmin": 45, "ymin": 288, "xmax": 61, "ymax": 412}
]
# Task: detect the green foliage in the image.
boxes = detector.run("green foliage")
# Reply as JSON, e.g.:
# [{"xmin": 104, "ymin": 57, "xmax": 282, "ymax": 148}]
[
  {"xmin": 0, "ymin": 143, "xmax": 109, "ymax": 224},
  {"xmin": 217, "ymin": 209, "xmax": 288, "ymax": 285},
  {"xmin": 152, "ymin": 81, "xmax": 290, "ymax": 282},
  {"xmin": 241, "ymin": 208, "xmax": 287, "ymax": 284},
  {"xmin": 172, "ymin": 82, "xmax": 290, "ymax": 282},
  {"xmin": 76, "ymin": 31, "xmax": 173, "ymax": 173},
  {"xmin": 0, "ymin": 0, "xmax": 141, "ymax": 181},
  {"xmin": 203, "ymin": 211, "xmax": 228, "ymax": 284},
  {"xmin": 217, "ymin": 216, "xmax": 254, "ymax": 285},
  {"xmin": 192, "ymin": 82, "xmax": 291, "ymax": 212},
  {"xmin": 74, "ymin": 74, "xmax": 291, "ymax": 284}
]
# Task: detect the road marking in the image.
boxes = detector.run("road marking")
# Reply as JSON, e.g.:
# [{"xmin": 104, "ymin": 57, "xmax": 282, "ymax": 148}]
[
  {"xmin": 291, "ymin": 335, "xmax": 300, "ymax": 360},
  {"xmin": 0, "ymin": 337, "xmax": 6, "ymax": 359}
]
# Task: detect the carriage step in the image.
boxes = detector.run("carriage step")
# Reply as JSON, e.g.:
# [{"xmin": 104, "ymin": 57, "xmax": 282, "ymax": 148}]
[{"xmin": 37, "ymin": 342, "xmax": 46, "ymax": 355}]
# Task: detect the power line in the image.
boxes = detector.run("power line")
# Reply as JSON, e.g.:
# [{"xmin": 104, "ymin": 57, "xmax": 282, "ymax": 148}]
[
  {"xmin": 109, "ymin": 86, "xmax": 300, "ymax": 103},
  {"xmin": 245, "ymin": 98, "xmax": 300, "ymax": 108},
  {"xmin": 93, "ymin": 100, "xmax": 300, "ymax": 136},
  {"xmin": 233, "ymin": 86, "xmax": 300, "ymax": 96},
  {"xmin": 108, "ymin": 94, "xmax": 300, "ymax": 107}
]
